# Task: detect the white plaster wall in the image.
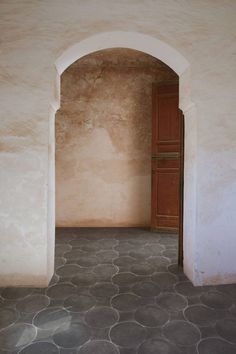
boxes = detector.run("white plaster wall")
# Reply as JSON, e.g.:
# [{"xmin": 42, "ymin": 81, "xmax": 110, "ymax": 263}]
[{"xmin": 0, "ymin": 0, "xmax": 235, "ymax": 286}]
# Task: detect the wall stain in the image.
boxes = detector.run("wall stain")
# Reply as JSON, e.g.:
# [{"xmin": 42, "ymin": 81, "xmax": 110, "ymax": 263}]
[{"xmin": 56, "ymin": 48, "xmax": 178, "ymax": 227}]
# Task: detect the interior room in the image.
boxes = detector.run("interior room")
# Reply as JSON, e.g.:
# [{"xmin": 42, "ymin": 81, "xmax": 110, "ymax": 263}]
[{"xmin": 1, "ymin": 1, "xmax": 236, "ymax": 353}]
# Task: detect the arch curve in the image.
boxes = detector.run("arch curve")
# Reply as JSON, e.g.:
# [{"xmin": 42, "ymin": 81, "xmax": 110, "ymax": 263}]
[
  {"xmin": 50, "ymin": 31, "xmax": 197, "ymax": 285},
  {"xmin": 55, "ymin": 31, "xmax": 189, "ymax": 76}
]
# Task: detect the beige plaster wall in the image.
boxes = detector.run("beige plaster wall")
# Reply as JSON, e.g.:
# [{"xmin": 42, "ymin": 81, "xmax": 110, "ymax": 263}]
[
  {"xmin": 56, "ymin": 49, "xmax": 177, "ymax": 227},
  {"xmin": 0, "ymin": 0, "xmax": 236, "ymax": 286}
]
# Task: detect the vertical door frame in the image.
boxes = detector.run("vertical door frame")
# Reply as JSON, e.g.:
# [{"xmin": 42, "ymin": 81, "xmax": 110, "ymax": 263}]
[
  {"xmin": 178, "ymin": 109, "xmax": 184, "ymax": 266},
  {"xmin": 151, "ymin": 82, "xmax": 184, "ymax": 266}
]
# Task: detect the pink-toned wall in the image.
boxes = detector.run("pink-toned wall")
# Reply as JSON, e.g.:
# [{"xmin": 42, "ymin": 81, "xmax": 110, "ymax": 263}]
[{"xmin": 56, "ymin": 49, "xmax": 177, "ymax": 227}]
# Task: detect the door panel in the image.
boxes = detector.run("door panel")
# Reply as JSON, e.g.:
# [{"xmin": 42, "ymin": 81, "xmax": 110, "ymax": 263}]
[
  {"xmin": 151, "ymin": 84, "xmax": 184, "ymax": 239},
  {"xmin": 178, "ymin": 110, "xmax": 184, "ymax": 266}
]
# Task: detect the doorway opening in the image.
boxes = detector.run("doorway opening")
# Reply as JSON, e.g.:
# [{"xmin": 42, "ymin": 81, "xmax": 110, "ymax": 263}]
[
  {"xmin": 50, "ymin": 31, "xmax": 196, "ymax": 284},
  {"xmin": 55, "ymin": 47, "xmax": 183, "ymax": 264}
]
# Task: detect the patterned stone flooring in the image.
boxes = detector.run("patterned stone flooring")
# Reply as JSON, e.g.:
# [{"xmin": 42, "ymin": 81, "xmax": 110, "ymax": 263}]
[{"xmin": 1, "ymin": 228, "xmax": 236, "ymax": 353}]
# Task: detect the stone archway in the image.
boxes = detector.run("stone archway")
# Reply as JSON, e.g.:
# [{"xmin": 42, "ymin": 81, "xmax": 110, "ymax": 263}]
[{"xmin": 49, "ymin": 31, "xmax": 197, "ymax": 284}]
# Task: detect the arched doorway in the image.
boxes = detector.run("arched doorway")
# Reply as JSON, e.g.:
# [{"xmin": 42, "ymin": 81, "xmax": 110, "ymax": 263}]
[{"xmin": 49, "ymin": 31, "xmax": 196, "ymax": 283}]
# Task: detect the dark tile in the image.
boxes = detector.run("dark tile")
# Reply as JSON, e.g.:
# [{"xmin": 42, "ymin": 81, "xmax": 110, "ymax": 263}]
[
  {"xmin": 90, "ymin": 282, "xmax": 118, "ymax": 298},
  {"xmin": 33, "ymin": 307, "xmax": 70, "ymax": 330},
  {"xmin": 130, "ymin": 263, "xmax": 155, "ymax": 276},
  {"xmin": 163, "ymin": 320, "xmax": 200, "ymax": 346},
  {"xmin": 139, "ymin": 297, "xmax": 156, "ymax": 306},
  {"xmin": 56, "ymin": 228, "xmax": 76, "ymax": 241},
  {"xmin": 60, "ymin": 349, "xmax": 78, "ymax": 354},
  {"xmin": 129, "ymin": 250, "xmax": 150, "ymax": 259},
  {"xmin": 78, "ymin": 243, "xmax": 101, "ymax": 252},
  {"xmin": 55, "ymin": 257, "xmax": 66, "ymax": 268},
  {"xmin": 118, "ymin": 311, "xmax": 135, "ymax": 322},
  {"xmin": 177, "ymin": 274, "xmax": 190, "ymax": 282},
  {"xmin": 48, "ymin": 298, "xmax": 65, "ymax": 307},
  {"xmin": 46, "ymin": 283, "xmax": 77, "ymax": 300},
  {"xmin": 64, "ymin": 294, "xmax": 96, "ymax": 312},
  {"xmin": 216, "ymin": 318, "xmax": 236, "ymax": 343},
  {"xmin": 56, "ymin": 264, "xmax": 82, "ymax": 278},
  {"xmin": 53, "ymin": 321, "xmax": 91, "ymax": 348},
  {"xmin": 199, "ymin": 325, "xmax": 218, "ymax": 338},
  {"xmin": 114, "ymin": 243, "xmax": 136, "ymax": 253},
  {"xmin": 114, "ymin": 256, "xmax": 136, "ymax": 267},
  {"xmin": 138, "ymin": 337, "xmax": 181, "ymax": 354},
  {"xmin": 168, "ymin": 262, "xmax": 181, "ymax": 273},
  {"xmin": 1, "ymin": 288, "xmax": 32, "ymax": 300},
  {"xmin": 169, "ymin": 310, "xmax": 186, "ymax": 321},
  {"xmin": 128, "ymin": 237, "xmax": 147, "ymax": 245},
  {"xmin": 145, "ymin": 327, "xmax": 162, "ymax": 339},
  {"xmin": 175, "ymin": 281, "xmax": 203, "ymax": 297},
  {"xmin": 0, "ymin": 323, "xmax": 36, "ymax": 351},
  {"xmin": 118, "ymin": 266, "xmax": 132, "ymax": 273},
  {"xmin": 97, "ymin": 238, "xmax": 118, "ymax": 249},
  {"xmin": 85, "ymin": 306, "xmax": 118, "ymax": 328},
  {"xmin": 198, "ymin": 338, "xmax": 236, "ymax": 354},
  {"xmin": 162, "ymin": 250, "xmax": 177, "ymax": 259},
  {"xmin": 78, "ymin": 340, "xmax": 119, "ymax": 354},
  {"xmin": 5, "ymin": 228, "xmax": 236, "ymax": 353},
  {"xmin": 71, "ymin": 272, "xmax": 97, "ymax": 287},
  {"xmin": 119, "ymin": 348, "xmax": 137, "ymax": 354},
  {"xmin": 132, "ymin": 281, "xmax": 161, "ymax": 297},
  {"xmin": 216, "ymin": 284, "xmax": 236, "ymax": 301},
  {"xmin": 0, "ymin": 308, "xmax": 19, "ymax": 330},
  {"xmin": 143, "ymin": 244, "xmax": 165, "ymax": 255},
  {"xmin": 90, "ymin": 327, "xmax": 110, "ymax": 340},
  {"xmin": 156, "ymin": 292, "xmax": 187, "ymax": 311},
  {"xmin": 93, "ymin": 264, "xmax": 118, "ymax": 281},
  {"xmin": 96, "ymin": 250, "xmax": 118, "ymax": 263},
  {"xmin": 95, "ymin": 296, "xmax": 113, "ymax": 306},
  {"xmin": 64, "ymin": 249, "xmax": 88, "ymax": 260},
  {"xmin": 184, "ymin": 305, "xmax": 218, "ymax": 326},
  {"xmin": 69, "ymin": 238, "xmax": 90, "ymax": 248},
  {"xmin": 112, "ymin": 293, "xmax": 140, "ymax": 311},
  {"xmin": 200, "ymin": 290, "xmax": 232, "ymax": 309},
  {"xmin": 135, "ymin": 305, "xmax": 169, "ymax": 327},
  {"xmin": 229, "ymin": 304, "xmax": 236, "ymax": 317},
  {"xmin": 16, "ymin": 311, "xmax": 36, "ymax": 325},
  {"xmin": 151, "ymin": 272, "xmax": 177, "ymax": 291},
  {"xmin": 187, "ymin": 295, "xmax": 201, "ymax": 305},
  {"xmin": 18, "ymin": 342, "xmax": 59, "ymax": 354},
  {"xmin": 34, "ymin": 327, "xmax": 53, "ymax": 343},
  {"xmin": 110, "ymin": 321, "xmax": 146, "ymax": 347},
  {"xmin": 147, "ymin": 256, "xmax": 170, "ymax": 270},
  {"xmin": 76, "ymin": 255, "xmax": 99, "ymax": 267},
  {"xmin": 179, "ymin": 346, "xmax": 198, "ymax": 354},
  {"xmin": 16, "ymin": 294, "xmax": 50, "ymax": 314},
  {"xmin": 55, "ymin": 244, "xmax": 72, "ymax": 257},
  {"xmin": 159, "ymin": 235, "xmax": 178, "ymax": 245},
  {"xmin": 112, "ymin": 272, "xmax": 138, "ymax": 287},
  {"xmin": 49, "ymin": 274, "xmax": 59, "ymax": 286},
  {"xmin": 63, "ymin": 313, "xmax": 84, "ymax": 328}
]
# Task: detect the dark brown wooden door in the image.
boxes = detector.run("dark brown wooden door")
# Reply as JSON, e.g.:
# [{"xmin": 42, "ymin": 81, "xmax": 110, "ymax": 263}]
[{"xmin": 151, "ymin": 84, "xmax": 184, "ymax": 258}]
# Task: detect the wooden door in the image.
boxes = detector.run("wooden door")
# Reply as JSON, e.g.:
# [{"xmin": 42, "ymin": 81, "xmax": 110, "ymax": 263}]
[{"xmin": 151, "ymin": 84, "xmax": 184, "ymax": 262}]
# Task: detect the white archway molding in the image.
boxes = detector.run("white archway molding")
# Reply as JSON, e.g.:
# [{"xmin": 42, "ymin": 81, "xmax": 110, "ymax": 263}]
[
  {"xmin": 50, "ymin": 31, "xmax": 197, "ymax": 284},
  {"xmin": 54, "ymin": 32, "xmax": 194, "ymax": 115},
  {"xmin": 55, "ymin": 31, "xmax": 189, "ymax": 76}
]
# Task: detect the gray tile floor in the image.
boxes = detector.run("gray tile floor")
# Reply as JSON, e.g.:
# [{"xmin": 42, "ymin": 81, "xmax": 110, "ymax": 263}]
[{"xmin": 0, "ymin": 228, "xmax": 236, "ymax": 353}]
